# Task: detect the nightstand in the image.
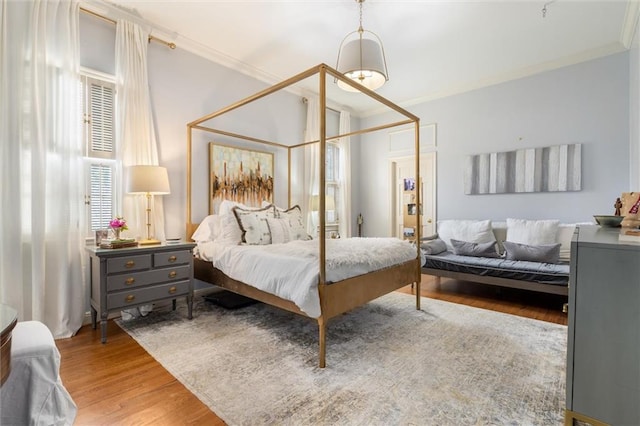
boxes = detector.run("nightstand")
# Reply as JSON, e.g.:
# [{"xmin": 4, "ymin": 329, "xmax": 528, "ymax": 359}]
[{"xmin": 86, "ymin": 242, "xmax": 196, "ymax": 343}]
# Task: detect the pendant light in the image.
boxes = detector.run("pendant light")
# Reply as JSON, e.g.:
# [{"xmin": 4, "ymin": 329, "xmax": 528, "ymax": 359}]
[{"xmin": 335, "ymin": 0, "xmax": 389, "ymax": 92}]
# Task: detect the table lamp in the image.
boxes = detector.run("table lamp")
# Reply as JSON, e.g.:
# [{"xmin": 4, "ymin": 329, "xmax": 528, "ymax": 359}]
[{"xmin": 126, "ymin": 165, "xmax": 170, "ymax": 245}]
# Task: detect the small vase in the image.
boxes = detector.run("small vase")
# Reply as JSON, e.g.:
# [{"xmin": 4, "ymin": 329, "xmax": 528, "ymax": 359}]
[{"xmin": 112, "ymin": 228, "xmax": 121, "ymax": 240}]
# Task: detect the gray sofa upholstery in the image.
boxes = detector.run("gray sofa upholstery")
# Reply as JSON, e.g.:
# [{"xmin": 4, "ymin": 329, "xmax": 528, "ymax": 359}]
[{"xmin": 420, "ymin": 221, "xmax": 577, "ymax": 296}]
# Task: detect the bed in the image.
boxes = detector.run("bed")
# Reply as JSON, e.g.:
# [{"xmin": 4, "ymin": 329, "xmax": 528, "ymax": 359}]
[{"xmin": 186, "ymin": 64, "xmax": 422, "ymax": 367}]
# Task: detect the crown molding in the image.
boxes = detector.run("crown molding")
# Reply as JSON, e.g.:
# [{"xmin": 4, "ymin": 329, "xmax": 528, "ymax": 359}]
[
  {"xmin": 82, "ymin": 0, "xmax": 634, "ymax": 119},
  {"xmin": 360, "ymin": 42, "xmax": 628, "ymax": 118},
  {"xmin": 174, "ymin": 35, "xmax": 354, "ymax": 114}
]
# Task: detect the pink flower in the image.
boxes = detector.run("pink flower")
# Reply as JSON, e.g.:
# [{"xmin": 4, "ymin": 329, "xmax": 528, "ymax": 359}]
[{"xmin": 109, "ymin": 217, "xmax": 128, "ymax": 230}]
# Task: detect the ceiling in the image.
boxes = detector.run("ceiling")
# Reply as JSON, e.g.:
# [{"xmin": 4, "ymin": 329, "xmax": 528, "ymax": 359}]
[{"xmin": 100, "ymin": 0, "xmax": 638, "ymax": 116}]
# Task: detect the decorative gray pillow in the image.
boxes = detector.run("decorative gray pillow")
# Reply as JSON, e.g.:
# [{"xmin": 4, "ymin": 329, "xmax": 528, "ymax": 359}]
[
  {"xmin": 232, "ymin": 205, "xmax": 276, "ymax": 245},
  {"xmin": 503, "ymin": 241, "xmax": 561, "ymax": 264},
  {"xmin": 420, "ymin": 238, "xmax": 447, "ymax": 255},
  {"xmin": 450, "ymin": 239, "xmax": 500, "ymax": 258}
]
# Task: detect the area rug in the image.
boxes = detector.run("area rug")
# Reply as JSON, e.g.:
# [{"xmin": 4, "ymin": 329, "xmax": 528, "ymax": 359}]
[{"xmin": 116, "ymin": 292, "xmax": 567, "ymax": 426}]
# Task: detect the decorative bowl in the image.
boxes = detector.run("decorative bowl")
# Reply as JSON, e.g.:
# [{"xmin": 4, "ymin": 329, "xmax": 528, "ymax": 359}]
[{"xmin": 593, "ymin": 215, "xmax": 624, "ymax": 227}]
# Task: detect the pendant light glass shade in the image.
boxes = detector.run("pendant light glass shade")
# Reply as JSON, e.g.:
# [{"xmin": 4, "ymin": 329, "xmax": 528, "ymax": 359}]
[{"xmin": 335, "ymin": 0, "xmax": 389, "ymax": 92}]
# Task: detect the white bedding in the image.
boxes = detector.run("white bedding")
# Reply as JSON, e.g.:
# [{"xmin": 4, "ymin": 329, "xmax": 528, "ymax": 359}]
[{"xmin": 196, "ymin": 237, "xmax": 418, "ymax": 318}]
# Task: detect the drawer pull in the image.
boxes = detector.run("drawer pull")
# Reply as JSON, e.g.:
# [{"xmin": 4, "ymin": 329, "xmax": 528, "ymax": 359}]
[
  {"xmin": 125, "ymin": 277, "xmax": 135, "ymax": 285},
  {"xmin": 168, "ymin": 271, "xmax": 177, "ymax": 278},
  {"xmin": 125, "ymin": 260, "xmax": 135, "ymax": 268},
  {"xmin": 168, "ymin": 286, "xmax": 177, "ymax": 294},
  {"xmin": 168, "ymin": 255, "xmax": 177, "ymax": 263},
  {"xmin": 125, "ymin": 295, "xmax": 135, "ymax": 303}
]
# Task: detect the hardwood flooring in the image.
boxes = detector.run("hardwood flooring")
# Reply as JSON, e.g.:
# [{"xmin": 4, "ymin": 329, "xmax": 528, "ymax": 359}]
[
  {"xmin": 398, "ymin": 274, "xmax": 568, "ymax": 325},
  {"xmin": 56, "ymin": 275, "xmax": 567, "ymax": 425},
  {"xmin": 56, "ymin": 318, "xmax": 225, "ymax": 426}
]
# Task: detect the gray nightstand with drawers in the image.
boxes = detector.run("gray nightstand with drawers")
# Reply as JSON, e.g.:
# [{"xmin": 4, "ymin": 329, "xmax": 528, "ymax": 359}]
[{"xmin": 86, "ymin": 242, "xmax": 196, "ymax": 343}]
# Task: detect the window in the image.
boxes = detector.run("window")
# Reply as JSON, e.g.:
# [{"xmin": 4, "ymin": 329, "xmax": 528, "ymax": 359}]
[
  {"xmin": 80, "ymin": 72, "xmax": 117, "ymax": 233},
  {"xmin": 88, "ymin": 164, "xmax": 114, "ymax": 231},
  {"xmin": 325, "ymin": 141, "xmax": 340, "ymax": 224}
]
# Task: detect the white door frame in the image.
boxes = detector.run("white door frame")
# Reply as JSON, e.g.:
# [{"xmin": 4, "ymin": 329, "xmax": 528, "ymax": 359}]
[
  {"xmin": 389, "ymin": 152, "xmax": 437, "ymax": 240},
  {"xmin": 388, "ymin": 123, "xmax": 437, "ymax": 240}
]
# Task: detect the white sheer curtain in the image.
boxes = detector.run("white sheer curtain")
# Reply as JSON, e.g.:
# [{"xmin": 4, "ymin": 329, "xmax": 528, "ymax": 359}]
[
  {"xmin": 338, "ymin": 111, "xmax": 352, "ymax": 238},
  {"xmin": 0, "ymin": 0, "xmax": 85, "ymax": 337},
  {"xmin": 115, "ymin": 20, "xmax": 166, "ymax": 242},
  {"xmin": 115, "ymin": 20, "xmax": 165, "ymax": 319},
  {"xmin": 303, "ymin": 97, "xmax": 320, "ymax": 236}
]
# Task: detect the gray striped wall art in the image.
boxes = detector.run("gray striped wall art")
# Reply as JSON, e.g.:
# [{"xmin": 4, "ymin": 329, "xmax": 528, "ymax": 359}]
[{"xmin": 464, "ymin": 144, "xmax": 581, "ymax": 195}]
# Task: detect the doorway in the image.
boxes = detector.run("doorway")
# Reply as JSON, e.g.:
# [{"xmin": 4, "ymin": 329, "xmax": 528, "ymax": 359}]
[{"xmin": 390, "ymin": 153, "xmax": 436, "ymax": 241}]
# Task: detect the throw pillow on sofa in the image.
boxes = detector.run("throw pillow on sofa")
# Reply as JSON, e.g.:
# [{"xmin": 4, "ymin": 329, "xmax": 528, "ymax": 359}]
[
  {"xmin": 506, "ymin": 218, "xmax": 559, "ymax": 246},
  {"xmin": 437, "ymin": 219, "xmax": 496, "ymax": 251},
  {"xmin": 503, "ymin": 240, "xmax": 561, "ymax": 264},
  {"xmin": 420, "ymin": 238, "xmax": 448, "ymax": 255},
  {"xmin": 451, "ymin": 239, "xmax": 500, "ymax": 258}
]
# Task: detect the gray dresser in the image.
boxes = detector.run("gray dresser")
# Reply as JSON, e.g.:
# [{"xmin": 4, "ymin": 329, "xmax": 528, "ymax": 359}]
[
  {"xmin": 566, "ymin": 225, "xmax": 640, "ymax": 425},
  {"xmin": 87, "ymin": 242, "xmax": 196, "ymax": 343}
]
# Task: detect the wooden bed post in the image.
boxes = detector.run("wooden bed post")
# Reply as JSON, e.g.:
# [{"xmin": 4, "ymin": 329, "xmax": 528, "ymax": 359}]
[
  {"xmin": 414, "ymin": 109, "xmax": 422, "ymax": 311},
  {"xmin": 318, "ymin": 316, "xmax": 326, "ymax": 368}
]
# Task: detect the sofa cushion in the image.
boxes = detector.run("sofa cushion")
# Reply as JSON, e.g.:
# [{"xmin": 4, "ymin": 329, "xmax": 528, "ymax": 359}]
[
  {"xmin": 503, "ymin": 241, "xmax": 561, "ymax": 264},
  {"xmin": 437, "ymin": 220, "xmax": 496, "ymax": 251},
  {"xmin": 506, "ymin": 218, "xmax": 559, "ymax": 245},
  {"xmin": 420, "ymin": 238, "xmax": 448, "ymax": 255},
  {"xmin": 557, "ymin": 224, "xmax": 576, "ymax": 262},
  {"xmin": 423, "ymin": 251, "xmax": 569, "ymax": 285},
  {"xmin": 451, "ymin": 239, "xmax": 500, "ymax": 258}
]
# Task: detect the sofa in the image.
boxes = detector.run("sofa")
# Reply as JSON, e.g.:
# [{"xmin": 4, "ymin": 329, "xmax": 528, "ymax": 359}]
[{"xmin": 420, "ymin": 219, "xmax": 577, "ymax": 296}]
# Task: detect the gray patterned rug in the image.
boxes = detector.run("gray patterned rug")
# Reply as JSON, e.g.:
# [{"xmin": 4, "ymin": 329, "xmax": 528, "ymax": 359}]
[{"xmin": 116, "ymin": 292, "xmax": 567, "ymax": 426}]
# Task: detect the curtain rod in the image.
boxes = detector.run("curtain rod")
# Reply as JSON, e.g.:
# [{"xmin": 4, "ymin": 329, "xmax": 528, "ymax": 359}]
[{"xmin": 80, "ymin": 7, "xmax": 176, "ymax": 49}]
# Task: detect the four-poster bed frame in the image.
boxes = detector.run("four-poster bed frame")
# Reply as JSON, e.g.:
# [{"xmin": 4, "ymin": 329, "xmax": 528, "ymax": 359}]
[{"xmin": 186, "ymin": 63, "xmax": 422, "ymax": 368}]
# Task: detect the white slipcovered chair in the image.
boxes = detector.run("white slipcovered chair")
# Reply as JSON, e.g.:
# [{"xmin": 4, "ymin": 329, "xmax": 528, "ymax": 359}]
[{"xmin": 0, "ymin": 321, "xmax": 77, "ymax": 425}]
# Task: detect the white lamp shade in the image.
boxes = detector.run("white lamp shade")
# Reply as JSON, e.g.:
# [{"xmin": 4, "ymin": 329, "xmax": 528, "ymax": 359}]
[
  {"xmin": 126, "ymin": 165, "xmax": 171, "ymax": 194},
  {"xmin": 337, "ymin": 38, "xmax": 387, "ymax": 92}
]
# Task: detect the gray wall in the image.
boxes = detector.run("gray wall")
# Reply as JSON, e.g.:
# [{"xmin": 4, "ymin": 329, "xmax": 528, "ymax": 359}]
[
  {"xmin": 147, "ymin": 43, "xmax": 305, "ymax": 238},
  {"xmin": 81, "ymin": 12, "xmax": 635, "ymax": 239},
  {"xmin": 360, "ymin": 52, "xmax": 631, "ymax": 236},
  {"xmin": 630, "ymin": 27, "xmax": 640, "ymax": 190},
  {"xmin": 80, "ymin": 13, "xmax": 305, "ymax": 240}
]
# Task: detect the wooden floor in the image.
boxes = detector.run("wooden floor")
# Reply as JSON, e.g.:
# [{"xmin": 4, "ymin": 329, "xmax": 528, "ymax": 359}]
[{"xmin": 56, "ymin": 275, "xmax": 567, "ymax": 425}]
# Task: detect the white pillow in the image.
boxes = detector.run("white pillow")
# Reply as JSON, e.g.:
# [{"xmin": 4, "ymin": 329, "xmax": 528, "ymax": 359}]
[
  {"xmin": 437, "ymin": 220, "xmax": 495, "ymax": 251},
  {"xmin": 266, "ymin": 217, "xmax": 292, "ymax": 244},
  {"xmin": 557, "ymin": 223, "xmax": 578, "ymax": 262},
  {"xmin": 261, "ymin": 200, "xmax": 282, "ymax": 211},
  {"xmin": 219, "ymin": 199, "xmax": 265, "ymax": 216},
  {"xmin": 277, "ymin": 205, "xmax": 312, "ymax": 241},
  {"xmin": 232, "ymin": 205, "xmax": 276, "ymax": 245},
  {"xmin": 191, "ymin": 215, "xmax": 221, "ymax": 242},
  {"xmin": 506, "ymin": 218, "xmax": 559, "ymax": 245},
  {"xmin": 216, "ymin": 213, "xmax": 244, "ymax": 246}
]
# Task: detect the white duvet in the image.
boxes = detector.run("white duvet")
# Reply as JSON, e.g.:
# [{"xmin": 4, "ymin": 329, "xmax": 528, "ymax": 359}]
[{"xmin": 196, "ymin": 237, "xmax": 419, "ymax": 318}]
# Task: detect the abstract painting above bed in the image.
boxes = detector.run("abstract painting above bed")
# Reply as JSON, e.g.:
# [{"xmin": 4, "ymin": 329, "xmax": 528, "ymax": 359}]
[{"xmin": 209, "ymin": 143, "xmax": 274, "ymax": 214}]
